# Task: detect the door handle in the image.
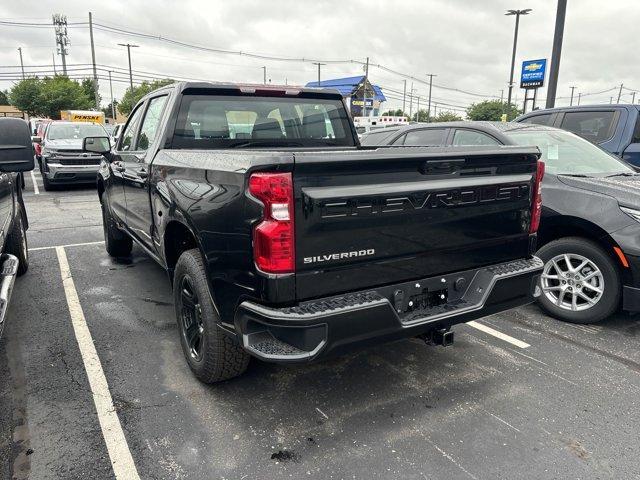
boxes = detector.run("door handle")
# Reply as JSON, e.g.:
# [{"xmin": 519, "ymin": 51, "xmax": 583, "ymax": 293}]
[
  {"xmin": 112, "ymin": 162, "xmax": 126, "ymax": 173},
  {"xmin": 137, "ymin": 169, "xmax": 148, "ymax": 179}
]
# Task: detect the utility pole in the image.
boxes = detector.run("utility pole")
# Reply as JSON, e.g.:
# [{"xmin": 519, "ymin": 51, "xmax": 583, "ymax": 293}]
[
  {"xmin": 416, "ymin": 94, "xmax": 420, "ymax": 121},
  {"xmin": 52, "ymin": 51, "xmax": 57, "ymax": 75},
  {"xmin": 261, "ymin": 66, "xmax": 266, "ymax": 85},
  {"xmin": 362, "ymin": 56, "xmax": 370, "ymax": 117},
  {"xmin": 408, "ymin": 82, "xmax": 414, "ymax": 119},
  {"xmin": 610, "ymin": 97, "xmax": 613, "ymax": 104},
  {"xmin": 402, "ymin": 79, "xmax": 407, "ymax": 115},
  {"xmin": 500, "ymin": 89, "xmax": 504, "ymax": 103},
  {"xmin": 569, "ymin": 86, "xmax": 576, "ymax": 106},
  {"xmin": 312, "ymin": 62, "xmax": 325, "ymax": 86},
  {"xmin": 617, "ymin": 83, "xmax": 624, "ymax": 103},
  {"xmin": 89, "ymin": 12, "xmax": 99, "ymax": 108},
  {"xmin": 17, "ymin": 48, "xmax": 25, "ymax": 79},
  {"xmin": 505, "ymin": 9, "xmax": 531, "ymax": 106},
  {"xmin": 632, "ymin": 91, "xmax": 637, "ymax": 104},
  {"xmin": 52, "ymin": 14, "xmax": 69, "ymax": 75},
  {"xmin": 545, "ymin": 0, "xmax": 567, "ymax": 108},
  {"xmin": 433, "ymin": 103, "xmax": 437, "ymax": 118},
  {"xmin": 118, "ymin": 43, "xmax": 139, "ymax": 90},
  {"xmin": 426, "ymin": 73, "xmax": 436, "ymax": 120},
  {"xmin": 108, "ymin": 71, "xmax": 116, "ymax": 119},
  {"xmin": 577, "ymin": 92, "xmax": 581, "ymax": 105}
]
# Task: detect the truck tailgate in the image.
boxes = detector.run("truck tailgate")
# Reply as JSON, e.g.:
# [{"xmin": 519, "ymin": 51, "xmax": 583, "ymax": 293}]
[{"xmin": 293, "ymin": 146, "xmax": 539, "ymax": 300}]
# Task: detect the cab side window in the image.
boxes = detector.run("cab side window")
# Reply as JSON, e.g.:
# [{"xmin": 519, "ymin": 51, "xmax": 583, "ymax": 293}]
[
  {"xmin": 119, "ymin": 104, "xmax": 145, "ymax": 151},
  {"xmin": 560, "ymin": 111, "xmax": 616, "ymax": 143},
  {"xmin": 403, "ymin": 129, "xmax": 446, "ymax": 146},
  {"xmin": 136, "ymin": 96, "xmax": 168, "ymax": 151}
]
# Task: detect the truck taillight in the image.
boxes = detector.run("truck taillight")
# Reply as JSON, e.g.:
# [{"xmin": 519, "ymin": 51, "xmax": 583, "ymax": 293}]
[
  {"xmin": 529, "ymin": 161, "xmax": 545, "ymax": 234},
  {"xmin": 249, "ymin": 172, "xmax": 295, "ymax": 274}
]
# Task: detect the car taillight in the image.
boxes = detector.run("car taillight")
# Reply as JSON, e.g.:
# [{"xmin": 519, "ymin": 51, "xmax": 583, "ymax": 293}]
[
  {"xmin": 529, "ymin": 160, "xmax": 545, "ymax": 234},
  {"xmin": 249, "ymin": 172, "xmax": 295, "ymax": 274}
]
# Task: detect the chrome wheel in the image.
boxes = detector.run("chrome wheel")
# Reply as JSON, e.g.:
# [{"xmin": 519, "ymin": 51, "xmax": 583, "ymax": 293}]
[
  {"xmin": 541, "ymin": 253, "xmax": 604, "ymax": 312},
  {"xmin": 179, "ymin": 275, "xmax": 205, "ymax": 362}
]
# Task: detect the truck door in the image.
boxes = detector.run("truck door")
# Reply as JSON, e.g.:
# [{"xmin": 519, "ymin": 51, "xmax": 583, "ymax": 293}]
[
  {"xmin": 0, "ymin": 173, "xmax": 12, "ymax": 248},
  {"xmin": 121, "ymin": 94, "xmax": 169, "ymax": 248},
  {"xmin": 109, "ymin": 102, "xmax": 145, "ymax": 223}
]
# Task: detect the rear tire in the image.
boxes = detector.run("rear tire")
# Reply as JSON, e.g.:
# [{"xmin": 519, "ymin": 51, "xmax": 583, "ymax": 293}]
[
  {"xmin": 536, "ymin": 237, "xmax": 620, "ymax": 324},
  {"xmin": 101, "ymin": 202, "xmax": 132, "ymax": 257},
  {"xmin": 174, "ymin": 248, "xmax": 250, "ymax": 383},
  {"xmin": 5, "ymin": 206, "xmax": 29, "ymax": 276}
]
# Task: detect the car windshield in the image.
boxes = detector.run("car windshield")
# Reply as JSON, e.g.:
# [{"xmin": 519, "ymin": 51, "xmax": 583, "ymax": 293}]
[
  {"xmin": 47, "ymin": 123, "xmax": 107, "ymax": 140},
  {"xmin": 505, "ymin": 129, "xmax": 634, "ymax": 176},
  {"xmin": 172, "ymin": 93, "xmax": 356, "ymax": 148}
]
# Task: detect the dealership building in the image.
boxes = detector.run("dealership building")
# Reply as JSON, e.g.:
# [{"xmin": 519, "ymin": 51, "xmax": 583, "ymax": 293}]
[{"xmin": 305, "ymin": 75, "xmax": 386, "ymax": 116}]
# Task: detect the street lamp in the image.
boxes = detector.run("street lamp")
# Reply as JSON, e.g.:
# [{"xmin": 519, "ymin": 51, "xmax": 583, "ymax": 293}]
[
  {"xmin": 505, "ymin": 8, "xmax": 531, "ymax": 107},
  {"xmin": 118, "ymin": 43, "xmax": 139, "ymax": 90}
]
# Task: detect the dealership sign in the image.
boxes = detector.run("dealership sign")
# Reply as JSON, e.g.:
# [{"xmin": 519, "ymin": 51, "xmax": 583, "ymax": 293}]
[
  {"xmin": 520, "ymin": 59, "xmax": 547, "ymax": 89},
  {"xmin": 351, "ymin": 98, "xmax": 374, "ymax": 107}
]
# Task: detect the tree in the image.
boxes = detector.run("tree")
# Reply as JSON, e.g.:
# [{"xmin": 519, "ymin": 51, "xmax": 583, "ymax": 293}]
[
  {"xmin": 81, "ymin": 78, "xmax": 101, "ymax": 107},
  {"xmin": 9, "ymin": 76, "xmax": 94, "ymax": 118},
  {"xmin": 412, "ymin": 109, "xmax": 430, "ymax": 122},
  {"xmin": 432, "ymin": 111, "xmax": 463, "ymax": 122},
  {"xmin": 0, "ymin": 90, "xmax": 9, "ymax": 106},
  {"xmin": 382, "ymin": 108, "xmax": 406, "ymax": 117},
  {"xmin": 102, "ymin": 100, "xmax": 119, "ymax": 119},
  {"xmin": 466, "ymin": 100, "xmax": 520, "ymax": 121},
  {"xmin": 39, "ymin": 76, "xmax": 93, "ymax": 119},
  {"xmin": 119, "ymin": 79, "xmax": 175, "ymax": 116},
  {"xmin": 8, "ymin": 78, "xmax": 43, "ymax": 116}
]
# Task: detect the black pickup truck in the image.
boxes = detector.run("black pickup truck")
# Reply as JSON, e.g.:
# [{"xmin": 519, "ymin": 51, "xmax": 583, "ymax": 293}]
[
  {"xmin": 83, "ymin": 82, "xmax": 544, "ymax": 383},
  {"xmin": 0, "ymin": 118, "xmax": 33, "ymax": 339}
]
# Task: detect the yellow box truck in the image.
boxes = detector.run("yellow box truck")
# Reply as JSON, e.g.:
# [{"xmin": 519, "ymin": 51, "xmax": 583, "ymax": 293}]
[{"xmin": 60, "ymin": 110, "xmax": 105, "ymax": 124}]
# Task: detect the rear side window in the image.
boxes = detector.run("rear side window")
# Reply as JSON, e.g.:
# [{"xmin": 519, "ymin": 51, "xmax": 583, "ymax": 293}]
[
  {"xmin": 560, "ymin": 111, "xmax": 616, "ymax": 143},
  {"xmin": 521, "ymin": 114, "xmax": 553, "ymax": 126},
  {"xmin": 360, "ymin": 129, "xmax": 399, "ymax": 145},
  {"xmin": 452, "ymin": 129, "xmax": 500, "ymax": 146},
  {"xmin": 403, "ymin": 128, "xmax": 446, "ymax": 146},
  {"xmin": 172, "ymin": 93, "xmax": 356, "ymax": 148}
]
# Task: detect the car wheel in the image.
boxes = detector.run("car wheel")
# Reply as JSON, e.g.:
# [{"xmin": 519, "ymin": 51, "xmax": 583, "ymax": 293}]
[
  {"xmin": 101, "ymin": 202, "xmax": 132, "ymax": 257},
  {"xmin": 174, "ymin": 248, "xmax": 250, "ymax": 383},
  {"xmin": 537, "ymin": 237, "xmax": 620, "ymax": 324},
  {"xmin": 5, "ymin": 206, "xmax": 29, "ymax": 276},
  {"xmin": 42, "ymin": 174, "xmax": 54, "ymax": 191}
]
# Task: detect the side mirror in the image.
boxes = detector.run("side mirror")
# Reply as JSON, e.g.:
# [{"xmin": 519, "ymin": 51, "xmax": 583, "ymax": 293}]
[
  {"xmin": 0, "ymin": 118, "xmax": 35, "ymax": 173},
  {"xmin": 31, "ymin": 136, "xmax": 41, "ymax": 144},
  {"xmin": 83, "ymin": 136, "xmax": 111, "ymax": 155}
]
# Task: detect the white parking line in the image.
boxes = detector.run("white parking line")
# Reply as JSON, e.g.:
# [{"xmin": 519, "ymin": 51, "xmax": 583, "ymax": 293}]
[
  {"xmin": 466, "ymin": 320, "xmax": 531, "ymax": 349},
  {"xmin": 30, "ymin": 240, "xmax": 104, "ymax": 252},
  {"xmin": 55, "ymin": 246, "xmax": 140, "ymax": 480},
  {"xmin": 30, "ymin": 170, "xmax": 39, "ymax": 195}
]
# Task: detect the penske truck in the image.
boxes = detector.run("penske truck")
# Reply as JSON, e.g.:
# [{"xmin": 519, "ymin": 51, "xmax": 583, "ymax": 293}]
[{"xmin": 60, "ymin": 110, "xmax": 105, "ymax": 124}]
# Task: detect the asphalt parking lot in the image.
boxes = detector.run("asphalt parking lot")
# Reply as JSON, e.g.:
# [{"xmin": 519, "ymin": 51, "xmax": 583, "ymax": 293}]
[{"xmin": 2, "ymin": 171, "xmax": 640, "ymax": 480}]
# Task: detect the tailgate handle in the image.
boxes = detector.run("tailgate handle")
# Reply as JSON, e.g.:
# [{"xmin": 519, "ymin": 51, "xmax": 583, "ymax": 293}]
[{"xmin": 420, "ymin": 158, "xmax": 465, "ymax": 174}]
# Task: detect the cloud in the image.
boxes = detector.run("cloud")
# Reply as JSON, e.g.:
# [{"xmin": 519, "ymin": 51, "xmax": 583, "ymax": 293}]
[{"xmin": 0, "ymin": 0, "xmax": 638, "ymax": 112}]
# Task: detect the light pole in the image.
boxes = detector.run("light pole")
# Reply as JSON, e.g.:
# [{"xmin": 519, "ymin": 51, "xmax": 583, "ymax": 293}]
[
  {"xmin": 505, "ymin": 8, "xmax": 531, "ymax": 107},
  {"xmin": 118, "ymin": 43, "xmax": 139, "ymax": 90},
  {"xmin": 17, "ymin": 47, "xmax": 25, "ymax": 79},
  {"xmin": 569, "ymin": 86, "xmax": 576, "ymax": 106},
  {"xmin": 546, "ymin": 0, "xmax": 567, "ymax": 108},
  {"xmin": 426, "ymin": 73, "xmax": 436, "ymax": 120},
  {"xmin": 261, "ymin": 66, "xmax": 267, "ymax": 85},
  {"xmin": 312, "ymin": 62, "xmax": 325, "ymax": 86}
]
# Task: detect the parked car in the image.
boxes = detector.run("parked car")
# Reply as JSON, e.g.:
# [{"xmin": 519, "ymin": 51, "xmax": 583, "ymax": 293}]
[
  {"xmin": 33, "ymin": 121, "xmax": 109, "ymax": 191},
  {"xmin": 33, "ymin": 120, "xmax": 51, "ymax": 163},
  {"xmin": 83, "ymin": 83, "xmax": 543, "ymax": 383},
  {"xmin": 363, "ymin": 121, "xmax": 640, "ymax": 324},
  {"xmin": 0, "ymin": 118, "xmax": 34, "ymax": 338},
  {"xmin": 515, "ymin": 104, "xmax": 640, "ymax": 167}
]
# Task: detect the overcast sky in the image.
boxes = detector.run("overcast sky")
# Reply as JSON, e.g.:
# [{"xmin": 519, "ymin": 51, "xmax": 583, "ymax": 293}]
[{"xmin": 1, "ymin": 0, "xmax": 639, "ymax": 114}]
